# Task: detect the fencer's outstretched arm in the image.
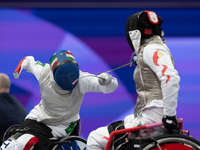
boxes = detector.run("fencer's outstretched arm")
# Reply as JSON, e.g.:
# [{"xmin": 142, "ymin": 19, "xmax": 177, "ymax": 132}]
[
  {"xmin": 13, "ymin": 56, "xmax": 46, "ymax": 81},
  {"xmin": 79, "ymin": 71, "xmax": 118, "ymax": 94}
]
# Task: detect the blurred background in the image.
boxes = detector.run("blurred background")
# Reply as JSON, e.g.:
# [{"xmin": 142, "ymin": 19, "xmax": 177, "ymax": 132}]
[{"xmin": 0, "ymin": 0, "xmax": 200, "ymax": 141}]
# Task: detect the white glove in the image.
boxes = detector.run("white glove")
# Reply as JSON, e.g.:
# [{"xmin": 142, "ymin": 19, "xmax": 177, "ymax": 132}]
[
  {"xmin": 98, "ymin": 72, "xmax": 112, "ymax": 86},
  {"xmin": 13, "ymin": 57, "xmax": 30, "ymax": 79}
]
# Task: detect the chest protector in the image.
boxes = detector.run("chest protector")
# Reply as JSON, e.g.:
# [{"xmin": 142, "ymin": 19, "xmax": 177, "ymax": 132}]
[{"xmin": 133, "ymin": 37, "xmax": 175, "ymax": 117}]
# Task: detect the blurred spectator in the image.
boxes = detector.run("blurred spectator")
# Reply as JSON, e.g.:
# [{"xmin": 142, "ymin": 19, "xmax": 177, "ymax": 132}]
[{"xmin": 0, "ymin": 73, "xmax": 27, "ymax": 143}]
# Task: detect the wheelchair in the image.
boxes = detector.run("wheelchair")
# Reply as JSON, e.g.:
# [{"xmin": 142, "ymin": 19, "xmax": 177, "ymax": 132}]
[
  {"xmin": 45, "ymin": 136, "xmax": 87, "ymax": 150},
  {"xmin": 105, "ymin": 118, "xmax": 200, "ymax": 150},
  {"xmin": 1, "ymin": 124, "xmax": 87, "ymax": 150}
]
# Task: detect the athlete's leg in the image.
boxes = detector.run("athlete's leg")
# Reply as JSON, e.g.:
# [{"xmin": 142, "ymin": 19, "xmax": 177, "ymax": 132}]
[
  {"xmin": 87, "ymin": 107, "xmax": 165, "ymax": 150},
  {"xmin": 0, "ymin": 134, "xmax": 39, "ymax": 150},
  {"xmin": 87, "ymin": 126, "xmax": 109, "ymax": 150},
  {"xmin": 125, "ymin": 107, "xmax": 165, "ymax": 138}
]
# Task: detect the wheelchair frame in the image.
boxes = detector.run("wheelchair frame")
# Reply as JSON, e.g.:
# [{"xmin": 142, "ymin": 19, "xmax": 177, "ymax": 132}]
[
  {"xmin": 1, "ymin": 124, "xmax": 87, "ymax": 150},
  {"xmin": 50, "ymin": 136, "xmax": 87, "ymax": 150},
  {"xmin": 104, "ymin": 118, "xmax": 200, "ymax": 150}
]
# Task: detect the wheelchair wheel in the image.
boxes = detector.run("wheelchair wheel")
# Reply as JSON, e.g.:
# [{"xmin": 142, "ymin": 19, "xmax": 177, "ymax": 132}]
[
  {"xmin": 51, "ymin": 136, "xmax": 87, "ymax": 150},
  {"xmin": 2, "ymin": 124, "xmax": 20, "ymax": 142},
  {"xmin": 141, "ymin": 134, "xmax": 200, "ymax": 150}
]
